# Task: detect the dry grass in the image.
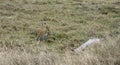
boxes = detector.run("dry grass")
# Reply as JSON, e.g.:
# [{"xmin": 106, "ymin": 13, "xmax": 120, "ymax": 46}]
[{"xmin": 0, "ymin": 36, "xmax": 120, "ymax": 65}]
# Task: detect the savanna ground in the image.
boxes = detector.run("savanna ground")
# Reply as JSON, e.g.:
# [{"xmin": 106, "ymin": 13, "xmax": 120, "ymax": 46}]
[{"xmin": 0, "ymin": 0, "xmax": 120, "ymax": 65}]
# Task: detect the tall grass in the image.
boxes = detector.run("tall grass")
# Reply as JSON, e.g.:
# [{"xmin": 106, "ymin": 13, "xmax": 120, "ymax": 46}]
[{"xmin": 0, "ymin": 36, "xmax": 120, "ymax": 65}]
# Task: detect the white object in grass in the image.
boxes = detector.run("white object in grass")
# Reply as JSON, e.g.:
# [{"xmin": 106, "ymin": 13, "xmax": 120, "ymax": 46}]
[{"xmin": 74, "ymin": 38, "xmax": 100, "ymax": 53}]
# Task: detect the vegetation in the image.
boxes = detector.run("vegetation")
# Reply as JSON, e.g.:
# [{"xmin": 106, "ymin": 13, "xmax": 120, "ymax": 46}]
[{"xmin": 0, "ymin": 0, "xmax": 120, "ymax": 65}]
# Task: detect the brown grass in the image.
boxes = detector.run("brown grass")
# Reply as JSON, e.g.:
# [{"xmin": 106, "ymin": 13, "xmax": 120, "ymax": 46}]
[{"xmin": 0, "ymin": 36, "xmax": 119, "ymax": 65}]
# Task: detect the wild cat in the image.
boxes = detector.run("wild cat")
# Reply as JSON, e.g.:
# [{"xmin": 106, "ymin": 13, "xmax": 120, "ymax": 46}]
[{"xmin": 36, "ymin": 23, "xmax": 50, "ymax": 42}]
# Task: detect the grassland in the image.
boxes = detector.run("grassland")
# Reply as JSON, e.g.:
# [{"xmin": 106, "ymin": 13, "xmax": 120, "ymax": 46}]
[{"xmin": 0, "ymin": 0, "xmax": 120, "ymax": 65}]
